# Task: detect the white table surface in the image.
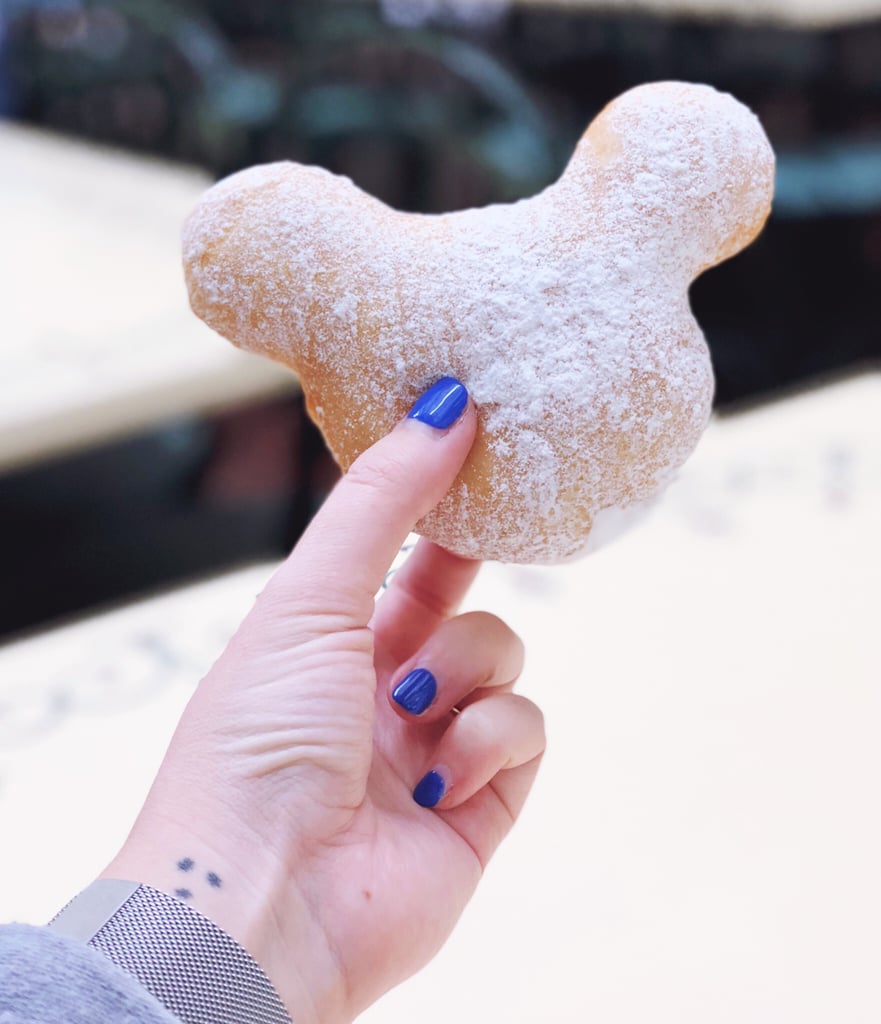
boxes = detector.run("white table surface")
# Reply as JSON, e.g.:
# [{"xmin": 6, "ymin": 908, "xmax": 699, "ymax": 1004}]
[
  {"xmin": 0, "ymin": 372, "xmax": 879, "ymax": 1022},
  {"xmin": 0, "ymin": 121, "xmax": 295, "ymax": 473}
]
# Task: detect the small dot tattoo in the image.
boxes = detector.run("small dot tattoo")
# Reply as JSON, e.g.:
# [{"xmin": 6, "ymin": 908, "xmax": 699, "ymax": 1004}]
[
  {"xmin": 177, "ymin": 857, "xmax": 195, "ymax": 872},
  {"xmin": 206, "ymin": 872, "xmax": 222, "ymax": 889},
  {"xmin": 174, "ymin": 888, "xmax": 193, "ymax": 900}
]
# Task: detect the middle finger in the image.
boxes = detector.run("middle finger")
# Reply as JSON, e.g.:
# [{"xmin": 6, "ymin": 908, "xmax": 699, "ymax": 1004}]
[{"xmin": 387, "ymin": 610, "xmax": 525, "ymax": 722}]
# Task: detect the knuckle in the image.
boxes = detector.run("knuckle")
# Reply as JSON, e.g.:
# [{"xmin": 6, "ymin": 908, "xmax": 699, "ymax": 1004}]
[
  {"xmin": 529, "ymin": 701, "xmax": 548, "ymax": 751},
  {"xmin": 461, "ymin": 611, "xmax": 524, "ymax": 651},
  {"xmin": 456, "ymin": 703, "xmax": 510, "ymax": 760},
  {"xmin": 345, "ymin": 447, "xmax": 413, "ymax": 501}
]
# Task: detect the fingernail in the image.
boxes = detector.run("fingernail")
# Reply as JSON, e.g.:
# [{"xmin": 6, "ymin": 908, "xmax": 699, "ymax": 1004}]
[
  {"xmin": 407, "ymin": 377, "xmax": 468, "ymax": 430},
  {"xmin": 392, "ymin": 668, "xmax": 437, "ymax": 715},
  {"xmin": 413, "ymin": 769, "xmax": 446, "ymax": 808}
]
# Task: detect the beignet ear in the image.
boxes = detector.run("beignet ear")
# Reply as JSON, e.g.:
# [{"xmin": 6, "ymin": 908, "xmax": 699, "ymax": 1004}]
[
  {"xmin": 562, "ymin": 81, "xmax": 774, "ymax": 280},
  {"xmin": 183, "ymin": 162, "xmax": 384, "ymax": 367}
]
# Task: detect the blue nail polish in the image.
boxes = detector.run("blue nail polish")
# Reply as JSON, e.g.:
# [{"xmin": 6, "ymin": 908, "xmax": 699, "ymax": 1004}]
[
  {"xmin": 407, "ymin": 377, "xmax": 468, "ymax": 430},
  {"xmin": 392, "ymin": 668, "xmax": 437, "ymax": 715},
  {"xmin": 413, "ymin": 770, "xmax": 446, "ymax": 808}
]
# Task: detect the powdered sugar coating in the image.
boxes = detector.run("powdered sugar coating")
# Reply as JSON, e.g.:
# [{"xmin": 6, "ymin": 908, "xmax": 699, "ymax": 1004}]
[{"xmin": 184, "ymin": 81, "xmax": 774, "ymax": 563}]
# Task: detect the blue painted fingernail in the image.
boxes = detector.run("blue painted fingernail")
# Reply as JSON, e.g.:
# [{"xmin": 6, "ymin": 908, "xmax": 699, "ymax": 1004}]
[
  {"xmin": 407, "ymin": 377, "xmax": 468, "ymax": 430},
  {"xmin": 392, "ymin": 668, "xmax": 437, "ymax": 715},
  {"xmin": 413, "ymin": 770, "xmax": 446, "ymax": 808}
]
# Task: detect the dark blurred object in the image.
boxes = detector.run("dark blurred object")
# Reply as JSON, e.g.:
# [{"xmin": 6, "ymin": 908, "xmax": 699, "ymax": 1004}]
[
  {"xmin": 2, "ymin": 0, "xmax": 880, "ymax": 636},
  {"xmin": 2, "ymin": 0, "xmax": 559, "ymax": 207},
  {"xmin": 0, "ymin": 395, "xmax": 338, "ymax": 640}
]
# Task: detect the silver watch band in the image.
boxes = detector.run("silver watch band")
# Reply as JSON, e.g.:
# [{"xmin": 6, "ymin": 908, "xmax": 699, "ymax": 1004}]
[{"xmin": 48, "ymin": 879, "xmax": 292, "ymax": 1024}]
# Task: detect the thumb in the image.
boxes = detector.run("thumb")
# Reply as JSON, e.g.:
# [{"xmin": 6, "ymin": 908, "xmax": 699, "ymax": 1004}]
[{"xmin": 261, "ymin": 377, "xmax": 476, "ymax": 629}]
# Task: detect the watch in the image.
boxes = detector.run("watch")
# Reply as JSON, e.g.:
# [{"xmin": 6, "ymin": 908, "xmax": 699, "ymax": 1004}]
[{"xmin": 48, "ymin": 879, "xmax": 292, "ymax": 1024}]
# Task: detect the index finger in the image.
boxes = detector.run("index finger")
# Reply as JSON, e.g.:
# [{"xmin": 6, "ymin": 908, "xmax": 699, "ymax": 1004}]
[{"xmin": 260, "ymin": 378, "xmax": 476, "ymax": 632}]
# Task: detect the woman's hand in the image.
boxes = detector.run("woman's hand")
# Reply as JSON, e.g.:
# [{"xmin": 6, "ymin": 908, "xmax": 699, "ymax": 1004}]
[{"xmin": 103, "ymin": 379, "xmax": 546, "ymax": 1023}]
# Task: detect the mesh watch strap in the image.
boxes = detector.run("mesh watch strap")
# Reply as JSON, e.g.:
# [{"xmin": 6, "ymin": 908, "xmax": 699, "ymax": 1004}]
[{"xmin": 49, "ymin": 879, "xmax": 292, "ymax": 1024}]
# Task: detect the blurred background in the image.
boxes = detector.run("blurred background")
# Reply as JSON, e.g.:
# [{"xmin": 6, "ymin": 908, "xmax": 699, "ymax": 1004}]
[{"xmin": 1, "ymin": 0, "xmax": 880, "ymax": 636}]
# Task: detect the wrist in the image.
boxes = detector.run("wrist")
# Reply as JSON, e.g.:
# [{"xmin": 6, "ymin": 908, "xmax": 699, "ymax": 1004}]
[{"xmin": 101, "ymin": 801, "xmax": 346, "ymax": 1024}]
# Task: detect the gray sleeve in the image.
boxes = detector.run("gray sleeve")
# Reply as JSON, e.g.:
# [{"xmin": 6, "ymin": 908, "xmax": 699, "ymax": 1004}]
[{"xmin": 0, "ymin": 923, "xmax": 179, "ymax": 1024}]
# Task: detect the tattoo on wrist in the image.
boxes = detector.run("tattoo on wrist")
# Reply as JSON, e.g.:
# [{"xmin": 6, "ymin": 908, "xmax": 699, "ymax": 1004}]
[{"xmin": 174, "ymin": 857, "xmax": 223, "ymax": 900}]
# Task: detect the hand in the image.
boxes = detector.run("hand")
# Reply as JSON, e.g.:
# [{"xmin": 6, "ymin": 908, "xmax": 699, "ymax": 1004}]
[{"xmin": 103, "ymin": 379, "xmax": 546, "ymax": 1023}]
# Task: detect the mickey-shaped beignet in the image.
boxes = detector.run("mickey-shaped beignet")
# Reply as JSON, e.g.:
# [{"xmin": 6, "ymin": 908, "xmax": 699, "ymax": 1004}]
[{"xmin": 184, "ymin": 81, "xmax": 774, "ymax": 563}]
